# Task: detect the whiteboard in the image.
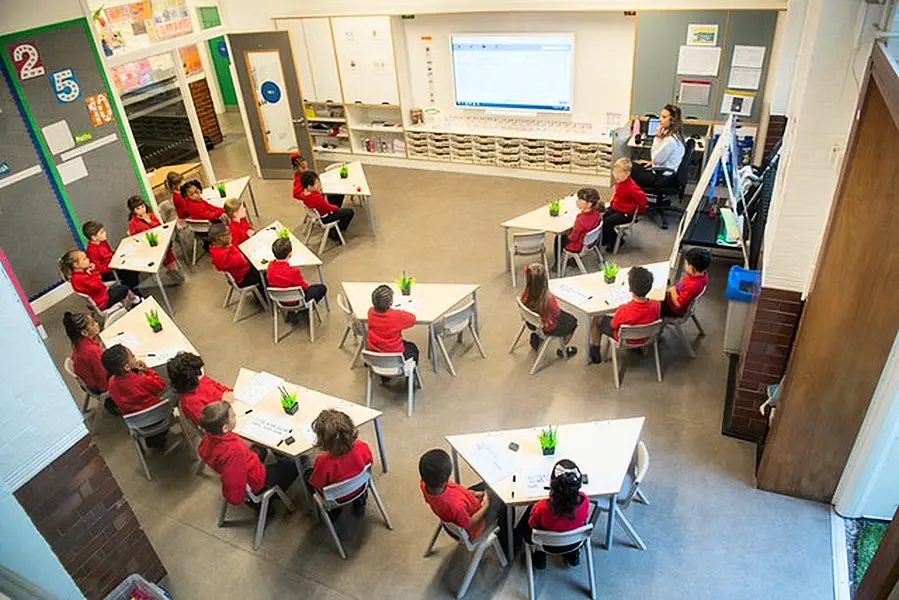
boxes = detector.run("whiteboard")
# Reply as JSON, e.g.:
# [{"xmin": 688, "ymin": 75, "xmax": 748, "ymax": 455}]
[
  {"xmin": 275, "ymin": 19, "xmax": 317, "ymax": 102},
  {"xmin": 304, "ymin": 18, "xmax": 344, "ymax": 103},
  {"xmin": 331, "ymin": 16, "xmax": 400, "ymax": 105},
  {"xmin": 402, "ymin": 12, "xmax": 635, "ymax": 137},
  {"xmin": 246, "ymin": 50, "xmax": 299, "ymax": 153}
]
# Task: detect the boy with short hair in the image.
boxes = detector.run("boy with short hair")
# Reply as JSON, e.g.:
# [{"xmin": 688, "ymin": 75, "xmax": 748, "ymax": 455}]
[
  {"xmin": 199, "ymin": 401, "xmax": 298, "ymax": 505},
  {"xmin": 82, "ymin": 220, "xmax": 141, "ymax": 291},
  {"xmin": 589, "ymin": 265, "xmax": 661, "ymax": 363},
  {"xmin": 208, "ymin": 223, "xmax": 264, "ymax": 296},
  {"xmin": 661, "ymin": 248, "xmax": 710, "ymax": 318},
  {"xmin": 367, "ymin": 284, "xmax": 418, "ymax": 365},
  {"xmin": 167, "ymin": 352, "xmax": 234, "ymax": 426},
  {"xmin": 266, "ymin": 237, "xmax": 328, "ymax": 305},
  {"xmin": 419, "ymin": 448, "xmax": 512, "ymax": 554},
  {"xmin": 602, "ymin": 158, "xmax": 647, "ymax": 252},
  {"xmin": 101, "ymin": 343, "xmax": 169, "ymax": 447},
  {"xmin": 298, "ymin": 171, "xmax": 354, "ymax": 234}
]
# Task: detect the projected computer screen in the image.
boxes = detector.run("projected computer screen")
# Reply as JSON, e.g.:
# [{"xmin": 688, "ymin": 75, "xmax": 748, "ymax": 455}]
[{"xmin": 451, "ymin": 34, "xmax": 574, "ymax": 112}]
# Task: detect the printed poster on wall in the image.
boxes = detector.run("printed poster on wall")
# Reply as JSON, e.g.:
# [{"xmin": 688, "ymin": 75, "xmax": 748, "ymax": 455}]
[{"xmin": 687, "ymin": 24, "xmax": 718, "ymax": 47}]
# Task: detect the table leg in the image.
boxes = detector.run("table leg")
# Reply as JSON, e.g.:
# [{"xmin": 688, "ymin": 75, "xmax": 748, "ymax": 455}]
[
  {"xmin": 504, "ymin": 228, "xmax": 512, "ymax": 272},
  {"xmin": 155, "ymin": 272, "xmax": 174, "ymax": 316},
  {"xmin": 247, "ymin": 180, "xmax": 260, "ymax": 217},
  {"xmin": 366, "ymin": 195, "xmax": 376, "ymax": 234},
  {"xmin": 472, "ymin": 290, "xmax": 480, "ymax": 335},
  {"xmin": 584, "ymin": 312, "xmax": 592, "ymax": 366},
  {"xmin": 451, "ymin": 447, "xmax": 460, "ymax": 483},
  {"xmin": 604, "ymin": 493, "xmax": 618, "ymax": 550},
  {"xmin": 316, "ymin": 265, "xmax": 330, "ymax": 311},
  {"xmin": 373, "ymin": 417, "xmax": 388, "ymax": 473},
  {"xmin": 429, "ymin": 323, "xmax": 439, "ymax": 374},
  {"xmin": 506, "ymin": 506, "xmax": 515, "ymax": 561},
  {"xmin": 555, "ymin": 233, "xmax": 562, "ymax": 274}
]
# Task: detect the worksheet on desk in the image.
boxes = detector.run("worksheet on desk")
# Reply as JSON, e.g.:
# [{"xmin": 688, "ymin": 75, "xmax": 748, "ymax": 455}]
[{"xmin": 234, "ymin": 371, "xmax": 283, "ymax": 406}]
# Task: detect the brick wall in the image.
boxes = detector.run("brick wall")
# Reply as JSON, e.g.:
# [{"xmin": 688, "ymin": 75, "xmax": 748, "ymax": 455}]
[
  {"xmin": 13, "ymin": 436, "xmax": 166, "ymax": 598},
  {"xmin": 189, "ymin": 78, "xmax": 223, "ymax": 146},
  {"xmin": 764, "ymin": 115, "xmax": 787, "ymax": 163},
  {"xmin": 725, "ymin": 287, "xmax": 803, "ymax": 440}
]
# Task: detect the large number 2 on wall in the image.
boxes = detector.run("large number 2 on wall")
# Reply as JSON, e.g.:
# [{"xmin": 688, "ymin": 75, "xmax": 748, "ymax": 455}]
[
  {"xmin": 10, "ymin": 43, "xmax": 46, "ymax": 81},
  {"xmin": 50, "ymin": 69, "xmax": 81, "ymax": 103}
]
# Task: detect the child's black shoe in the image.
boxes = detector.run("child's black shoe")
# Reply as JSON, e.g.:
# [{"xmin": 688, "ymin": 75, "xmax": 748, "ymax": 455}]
[
  {"xmin": 529, "ymin": 333, "xmax": 541, "ymax": 351},
  {"xmin": 556, "ymin": 346, "xmax": 578, "ymax": 359}
]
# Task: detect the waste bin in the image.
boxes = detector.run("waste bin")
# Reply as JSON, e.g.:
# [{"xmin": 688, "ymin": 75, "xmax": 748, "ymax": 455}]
[{"xmin": 723, "ymin": 266, "xmax": 759, "ymax": 354}]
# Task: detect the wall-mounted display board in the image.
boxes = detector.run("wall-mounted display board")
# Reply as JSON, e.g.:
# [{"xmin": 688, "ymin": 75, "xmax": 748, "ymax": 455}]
[
  {"xmin": 276, "ymin": 18, "xmax": 343, "ymax": 104},
  {"xmin": 632, "ymin": 10, "xmax": 777, "ymax": 123},
  {"xmin": 331, "ymin": 16, "xmax": 400, "ymax": 105}
]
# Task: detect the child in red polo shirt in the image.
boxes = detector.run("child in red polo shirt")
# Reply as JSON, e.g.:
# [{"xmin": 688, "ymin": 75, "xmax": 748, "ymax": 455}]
[
  {"xmin": 555, "ymin": 187, "xmax": 604, "ymax": 260},
  {"xmin": 602, "ymin": 158, "xmax": 647, "ymax": 252},
  {"xmin": 305, "ymin": 409, "xmax": 373, "ymax": 518},
  {"xmin": 662, "ymin": 248, "xmax": 710, "ymax": 318},
  {"xmin": 166, "ymin": 171, "xmax": 189, "ymax": 220},
  {"xmin": 101, "ymin": 344, "xmax": 169, "ymax": 447},
  {"xmin": 82, "ymin": 221, "xmax": 141, "ymax": 292},
  {"xmin": 367, "ymin": 284, "xmax": 418, "ymax": 365},
  {"xmin": 208, "ymin": 223, "xmax": 265, "ymax": 296},
  {"xmin": 199, "ymin": 401, "xmax": 299, "ymax": 505},
  {"xmin": 515, "ymin": 459, "xmax": 594, "ymax": 569},
  {"xmin": 291, "ymin": 153, "xmax": 308, "ymax": 200},
  {"xmin": 181, "ymin": 179, "xmax": 224, "ymax": 221},
  {"xmin": 222, "ymin": 198, "xmax": 255, "ymax": 246},
  {"xmin": 521, "ymin": 263, "xmax": 578, "ymax": 358},
  {"xmin": 419, "ymin": 448, "xmax": 513, "ymax": 555},
  {"xmin": 60, "ymin": 249, "xmax": 139, "ymax": 311},
  {"xmin": 267, "ymin": 237, "xmax": 328, "ymax": 305},
  {"xmin": 167, "ymin": 352, "xmax": 234, "ymax": 426},
  {"xmin": 63, "ymin": 311, "xmax": 107, "ymax": 393},
  {"xmin": 590, "ymin": 265, "xmax": 661, "ymax": 363},
  {"xmin": 298, "ymin": 170, "xmax": 354, "ymax": 234},
  {"xmin": 125, "ymin": 197, "xmax": 176, "ymax": 268}
]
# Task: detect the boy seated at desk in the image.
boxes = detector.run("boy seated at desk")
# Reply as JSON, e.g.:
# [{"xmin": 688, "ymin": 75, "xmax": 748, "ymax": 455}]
[
  {"xmin": 208, "ymin": 223, "xmax": 265, "ymax": 296},
  {"xmin": 167, "ymin": 352, "xmax": 234, "ymax": 427},
  {"xmin": 296, "ymin": 170, "xmax": 354, "ymax": 236},
  {"xmin": 266, "ymin": 237, "xmax": 329, "ymax": 310},
  {"xmin": 589, "ymin": 266, "xmax": 661, "ymax": 363},
  {"xmin": 101, "ymin": 344, "xmax": 169, "ymax": 449},
  {"xmin": 661, "ymin": 248, "xmax": 710, "ymax": 318}
]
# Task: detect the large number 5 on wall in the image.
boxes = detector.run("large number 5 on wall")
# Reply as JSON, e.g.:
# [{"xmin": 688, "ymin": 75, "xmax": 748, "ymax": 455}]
[
  {"xmin": 50, "ymin": 69, "xmax": 81, "ymax": 103},
  {"xmin": 9, "ymin": 42, "xmax": 46, "ymax": 80}
]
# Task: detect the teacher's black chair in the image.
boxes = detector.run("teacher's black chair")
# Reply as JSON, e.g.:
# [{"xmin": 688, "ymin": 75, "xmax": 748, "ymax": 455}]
[{"xmin": 643, "ymin": 138, "xmax": 695, "ymax": 230}]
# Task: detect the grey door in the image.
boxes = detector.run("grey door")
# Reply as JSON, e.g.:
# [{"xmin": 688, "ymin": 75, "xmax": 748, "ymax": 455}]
[{"xmin": 229, "ymin": 31, "xmax": 314, "ymax": 179}]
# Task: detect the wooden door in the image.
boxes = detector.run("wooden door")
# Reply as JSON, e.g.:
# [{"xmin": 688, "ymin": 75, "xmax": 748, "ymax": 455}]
[{"xmin": 757, "ymin": 44, "xmax": 899, "ymax": 501}]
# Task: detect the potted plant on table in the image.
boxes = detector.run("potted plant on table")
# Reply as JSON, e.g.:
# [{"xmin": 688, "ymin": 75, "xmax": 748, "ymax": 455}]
[
  {"xmin": 276, "ymin": 226, "xmax": 291, "ymax": 240},
  {"xmin": 395, "ymin": 271, "xmax": 415, "ymax": 296},
  {"xmin": 538, "ymin": 426, "xmax": 558, "ymax": 456},
  {"xmin": 215, "ymin": 181, "xmax": 227, "ymax": 198},
  {"xmin": 145, "ymin": 309, "xmax": 163, "ymax": 333},
  {"xmin": 603, "ymin": 262, "xmax": 620, "ymax": 284},
  {"xmin": 338, "ymin": 165, "xmax": 349, "ymax": 179},
  {"xmin": 279, "ymin": 385, "xmax": 298, "ymax": 415},
  {"xmin": 548, "ymin": 198, "xmax": 561, "ymax": 217},
  {"xmin": 145, "ymin": 231, "xmax": 159, "ymax": 247}
]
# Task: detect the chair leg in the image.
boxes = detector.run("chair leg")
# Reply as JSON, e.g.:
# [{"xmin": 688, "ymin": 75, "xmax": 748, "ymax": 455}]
[
  {"xmin": 635, "ymin": 488, "xmax": 651, "ymax": 505},
  {"xmin": 318, "ymin": 498, "xmax": 348, "ymax": 559},
  {"xmin": 574, "ymin": 254, "xmax": 587, "ymax": 275},
  {"xmin": 222, "ymin": 286, "xmax": 233, "ymax": 308},
  {"xmin": 309, "ymin": 304, "xmax": 316, "ymax": 343},
  {"xmin": 217, "ymin": 499, "xmax": 228, "ymax": 527},
  {"xmin": 437, "ymin": 336, "xmax": 456, "ymax": 377},
  {"xmin": 526, "ymin": 546, "xmax": 536, "ymax": 600},
  {"xmin": 691, "ymin": 313, "xmax": 706, "ymax": 337},
  {"xmin": 610, "ymin": 342, "xmax": 621, "ymax": 389},
  {"xmin": 351, "ymin": 341, "xmax": 363, "ymax": 369},
  {"xmin": 595, "ymin": 244, "xmax": 606, "ymax": 266},
  {"xmin": 470, "ymin": 324, "xmax": 488, "ymax": 358},
  {"xmin": 233, "ymin": 292, "xmax": 246, "ymax": 324},
  {"xmin": 424, "ymin": 523, "xmax": 442, "ymax": 557},
  {"xmin": 509, "ymin": 323, "xmax": 527, "ymax": 353},
  {"xmin": 675, "ymin": 322, "xmax": 696, "ymax": 358},
  {"xmin": 458, "ymin": 543, "xmax": 488, "ymax": 599},
  {"xmin": 133, "ymin": 437, "xmax": 152, "ymax": 481},
  {"xmin": 510, "ymin": 256, "xmax": 517, "ymax": 287},
  {"xmin": 273, "ymin": 305, "xmax": 279, "ymax": 344},
  {"xmin": 336, "ymin": 226, "xmax": 346, "ymax": 246},
  {"xmin": 531, "ymin": 337, "xmax": 552, "ymax": 376},
  {"xmin": 192, "ymin": 238, "xmax": 198, "ymax": 266},
  {"xmin": 369, "ymin": 480, "xmax": 393, "ymax": 529},
  {"xmin": 318, "ymin": 227, "xmax": 329, "ymax": 255},
  {"xmin": 558, "ymin": 252, "xmax": 567, "ymax": 278},
  {"xmin": 339, "ymin": 325, "xmax": 351, "ymax": 349},
  {"xmin": 653, "ymin": 339, "xmax": 663, "ymax": 383},
  {"xmin": 254, "ymin": 495, "xmax": 270, "ymax": 551},
  {"xmin": 414, "ymin": 366, "xmax": 423, "ymax": 390},
  {"xmin": 586, "ymin": 541, "xmax": 597, "ymax": 599},
  {"xmin": 542, "ymin": 251, "xmax": 550, "ymax": 281},
  {"xmin": 81, "ymin": 392, "xmax": 91, "ymax": 414},
  {"xmin": 366, "ymin": 368, "xmax": 373, "ymax": 408},
  {"xmin": 273, "ymin": 486, "xmax": 296, "ymax": 513},
  {"xmin": 407, "ymin": 372, "xmax": 414, "ymax": 417},
  {"xmin": 492, "ymin": 537, "xmax": 508, "ymax": 567},
  {"xmin": 616, "ymin": 511, "xmax": 647, "ymax": 550}
]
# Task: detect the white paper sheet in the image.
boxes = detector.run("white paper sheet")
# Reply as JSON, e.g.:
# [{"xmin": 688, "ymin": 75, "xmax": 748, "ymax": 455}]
[
  {"xmin": 234, "ymin": 371, "xmax": 284, "ymax": 406},
  {"xmin": 676, "ymin": 46, "xmax": 720, "ymax": 76},
  {"xmin": 392, "ymin": 296, "xmax": 417, "ymax": 310},
  {"xmin": 465, "ymin": 441, "xmax": 515, "ymax": 485},
  {"xmin": 557, "ymin": 283, "xmax": 593, "ymax": 303},
  {"xmin": 140, "ymin": 345, "xmax": 188, "ymax": 368},
  {"xmin": 58, "ymin": 157, "xmax": 88, "ymax": 185},
  {"xmin": 524, "ymin": 466, "xmax": 551, "ymax": 497},
  {"xmin": 301, "ymin": 423, "xmax": 318, "ymax": 445},
  {"xmin": 105, "ymin": 331, "xmax": 141, "ymax": 350},
  {"xmin": 241, "ymin": 413, "xmax": 293, "ymax": 447},
  {"xmin": 608, "ymin": 288, "xmax": 631, "ymax": 305},
  {"xmin": 728, "ymin": 66, "xmax": 762, "ymax": 90},
  {"xmin": 732, "ymin": 45, "xmax": 766, "ymax": 69},
  {"xmin": 42, "ymin": 120, "xmax": 75, "ymax": 155}
]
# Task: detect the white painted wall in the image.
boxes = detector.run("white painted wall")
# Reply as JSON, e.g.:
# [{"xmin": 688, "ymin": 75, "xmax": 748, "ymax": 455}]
[
  {"xmin": 0, "ymin": 0, "xmax": 83, "ymax": 36},
  {"xmin": 769, "ymin": 0, "xmax": 806, "ymax": 115},
  {"xmin": 761, "ymin": 0, "xmax": 878, "ymax": 294},
  {"xmin": 0, "ymin": 480, "xmax": 84, "ymax": 599},
  {"xmin": 0, "ymin": 264, "xmax": 88, "ymax": 492}
]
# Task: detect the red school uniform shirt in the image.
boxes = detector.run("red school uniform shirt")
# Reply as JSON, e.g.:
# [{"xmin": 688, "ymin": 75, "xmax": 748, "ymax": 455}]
[
  {"xmin": 309, "ymin": 439, "xmax": 373, "ymax": 500},
  {"xmin": 70, "ymin": 269, "xmax": 109, "ymax": 309},
  {"xmin": 209, "ymin": 244, "xmax": 250, "ymax": 283},
  {"xmin": 199, "ymin": 432, "xmax": 266, "ymax": 505},
  {"xmin": 611, "ymin": 298, "xmax": 662, "ymax": 342},
  {"xmin": 107, "ymin": 368, "xmax": 166, "ymax": 415},
  {"xmin": 184, "ymin": 198, "xmax": 224, "ymax": 221},
  {"xmin": 666, "ymin": 271, "xmax": 709, "ymax": 316},
  {"xmin": 172, "ymin": 191, "xmax": 189, "ymax": 220},
  {"xmin": 367, "ymin": 307, "xmax": 416, "ymax": 353},
  {"xmin": 292, "ymin": 173, "xmax": 304, "ymax": 200},
  {"xmin": 229, "ymin": 218, "xmax": 252, "ymax": 247},
  {"xmin": 300, "ymin": 189, "xmax": 338, "ymax": 216},
  {"xmin": 179, "ymin": 376, "xmax": 231, "ymax": 426},
  {"xmin": 71, "ymin": 337, "xmax": 107, "ymax": 392},
  {"xmin": 520, "ymin": 290, "xmax": 561, "ymax": 333},
  {"xmin": 420, "ymin": 480, "xmax": 485, "ymax": 539},
  {"xmin": 86, "ymin": 241, "xmax": 114, "ymax": 274},
  {"xmin": 266, "ymin": 259, "xmax": 309, "ymax": 290},
  {"xmin": 610, "ymin": 177, "xmax": 648, "ymax": 215},
  {"xmin": 566, "ymin": 210, "xmax": 602, "ymax": 252},
  {"xmin": 128, "ymin": 212, "xmax": 161, "ymax": 235},
  {"xmin": 529, "ymin": 492, "xmax": 590, "ymax": 532}
]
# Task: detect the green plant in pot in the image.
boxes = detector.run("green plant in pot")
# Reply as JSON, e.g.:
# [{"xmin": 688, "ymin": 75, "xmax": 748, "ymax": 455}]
[
  {"xmin": 145, "ymin": 309, "xmax": 162, "ymax": 333},
  {"xmin": 215, "ymin": 182, "xmax": 227, "ymax": 198},
  {"xmin": 548, "ymin": 198, "xmax": 561, "ymax": 217},
  {"xmin": 338, "ymin": 164, "xmax": 349, "ymax": 179},
  {"xmin": 538, "ymin": 425, "xmax": 558, "ymax": 456},
  {"xmin": 276, "ymin": 226, "xmax": 291, "ymax": 240},
  {"xmin": 395, "ymin": 271, "xmax": 415, "ymax": 296},
  {"xmin": 279, "ymin": 385, "xmax": 298, "ymax": 415},
  {"xmin": 145, "ymin": 231, "xmax": 159, "ymax": 247},
  {"xmin": 603, "ymin": 262, "xmax": 620, "ymax": 284}
]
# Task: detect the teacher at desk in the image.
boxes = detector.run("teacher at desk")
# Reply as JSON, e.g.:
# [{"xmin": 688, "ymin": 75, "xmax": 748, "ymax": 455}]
[{"xmin": 631, "ymin": 104, "xmax": 685, "ymax": 190}]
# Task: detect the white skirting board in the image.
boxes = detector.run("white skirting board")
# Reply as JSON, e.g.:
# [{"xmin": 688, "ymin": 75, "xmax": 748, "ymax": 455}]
[
  {"xmin": 30, "ymin": 282, "xmax": 73, "ymax": 315},
  {"xmin": 831, "ymin": 509, "xmax": 851, "ymax": 600}
]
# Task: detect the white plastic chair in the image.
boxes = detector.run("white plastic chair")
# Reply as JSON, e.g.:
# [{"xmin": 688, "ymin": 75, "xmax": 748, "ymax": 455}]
[
  {"xmin": 424, "ymin": 521, "xmax": 508, "ymax": 599},
  {"xmin": 73, "ymin": 290, "xmax": 127, "ymax": 329},
  {"xmin": 601, "ymin": 320, "xmax": 664, "ymax": 389},
  {"xmin": 362, "ymin": 349, "xmax": 422, "ymax": 417},
  {"xmin": 663, "ymin": 287, "xmax": 707, "ymax": 358},
  {"xmin": 312, "ymin": 464, "xmax": 392, "ymax": 560},
  {"xmin": 337, "ymin": 293, "xmax": 366, "ymax": 368},
  {"xmin": 157, "ymin": 201, "xmax": 190, "ymax": 264},
  {"xmin": 509, "ymin": 298, "xmax": 569, "ymax": 375},
  {"xmin": 559, "ymin": 225, "xmax": 605, "ymax": 277},
  {"xmin": 122, "ymin": 400, "xmax": 186, "ymax": 481},
  {"xmin": 267, "ymin": 285, "xmax": 323, "ymax": 343},
  {"xmin": 62, "ymin": 357, "xmax": 108, "ymax": 430},
  {"xmin": 595, "ymin": 441, "xmax": 651, "ymax": 550},
  {"xmin": 526, "ymin": 504, "xmax": 598, "ymax": 600},
  {"xmin": 176, "ymin": 409, "xmax": 208, "ymax": 476},
  {"xmin": 218, "ymin": 483, "xmax": 296, "ymax": 551},
  {"xmin": 509, "ymin": 231, "xmax": 550, "ymax": 287},
  {"xmin": 432, "ymin": 301, "xmax": 486, "ymax": 376},
  {"xmin": 185, "ymin": 219, "xmax": 211, "ymax": 265},
  {"xmin": 612, "ymin": 211, "xmax": 640, "ymax": 255},
  {"xmin": 222, "ymin": 272, "xmax": 267, "ymax": 324},
  {"xmin": 302, "ymin": 206, "xmax": 345, "ymax": 255}
]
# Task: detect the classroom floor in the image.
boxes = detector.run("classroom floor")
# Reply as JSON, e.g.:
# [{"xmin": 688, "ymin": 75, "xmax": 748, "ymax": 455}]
[{"xmin": 41, "ymin": 116, "xmax": 834, "ymax": 600}]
